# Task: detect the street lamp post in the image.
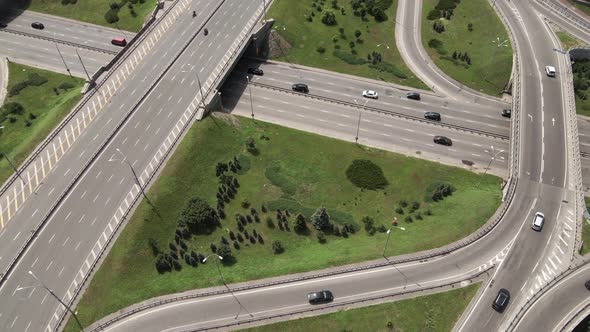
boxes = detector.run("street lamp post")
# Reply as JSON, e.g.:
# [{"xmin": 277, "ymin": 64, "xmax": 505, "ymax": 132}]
[
  {"xmin": 381, "ymin": 220, "xmax": 412, "ymax": 288},
  {"xmin": 109, "ymin": 148, "xmax": 149, "ymax": 202},
  {"xmin": 74, "ymin": 48, "xmax": 91, "ymax": 82},
  {"xmin": 182, "ymin": 66, "xmax": 206, "ymax": 109},
  {"xmin": 484, "ymin": 145, "xmax": 504, "ymax": 175},
  {"xmin": 54, "ymin": 33, "xmax": 72, "ymax": 77},
  {"xmin": 246, "ymin": 75, "xmax": 255, "ymax": 119},
  {"xmin": 202, "ymin": 254, "xmax": 253, "ymax": 319},
  {"xmin": 353, "ymin": 99, "xmax": 369, "ymax": 143},
  {"xmin": 1, "ymin": 153, "xmax": 25, "ymax": 185},
  {"xmin": 20, "ymin": 270, "xmax": 85, "ymax": 331}
]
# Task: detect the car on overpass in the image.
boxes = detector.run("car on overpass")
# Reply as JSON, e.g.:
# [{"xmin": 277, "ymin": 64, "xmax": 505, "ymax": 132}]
[
  {"xmin": 247, "ymin": 68, "xmax": 264, "ymax": 76},
  {"xmin": 307, "ymin": 290, "xmax": 334, "ymax": 304},
  {"xmin": 406, "ymin": 92, "xmax": 421, "ymax": 100},
  {"xmin": 362, "ymin": 90, "xmax": 378, "ymax": 99},
  {"xmin": 492, "ymin": 288, "xmax": 510, "ymax": 312},
  {"xmin": 424, "ymin": 112, "xmax": 441, "ymax": 121},
  {"xmin": 292, "ymin": 83, "xmax": 309, "ymax": 93},
  {"xmin": 433, "ymin": 136, "xmax": 452, "ymax": 146},
  {"xmin": 531, "ymin": 212, "xmax": 545, "ymax": 231},
  {"xmin": 31, "ymin": 22, "xmax": 44, "ymax": 30}
]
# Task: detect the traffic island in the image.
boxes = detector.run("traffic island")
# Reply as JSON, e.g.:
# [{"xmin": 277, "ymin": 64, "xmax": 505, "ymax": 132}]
[{"xmin": 64, "ymin": 113, "xmax": 501, "ymax": 331}]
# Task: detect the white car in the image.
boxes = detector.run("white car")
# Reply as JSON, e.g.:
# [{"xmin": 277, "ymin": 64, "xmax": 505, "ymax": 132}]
[
  {"xmin": 531, "ymin": 212, "xmax": 545, "ymax": 231},
  {"xmin": 545, "ymin": 66, "xmax": 556, "ymax": 77},
  {"xmin": 362, "ymin": 90, "xmax": 378, "ymax": 99}
]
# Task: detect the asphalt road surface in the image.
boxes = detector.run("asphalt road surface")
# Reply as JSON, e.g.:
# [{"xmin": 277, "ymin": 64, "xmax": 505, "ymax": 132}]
[{"xmin": 0, "ymin": 0, "xmax": 266, "ymax": 331}]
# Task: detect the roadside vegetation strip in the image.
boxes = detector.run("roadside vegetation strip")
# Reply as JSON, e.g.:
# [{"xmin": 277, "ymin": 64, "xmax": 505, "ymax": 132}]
[
  {"xmin": 65, "ymin": 114, "xmax": 501, "ymax": 330},
  {"xmin": 421, "ymin": 0, "xmax": 513, "ymax": 96},
  {"xmin": 242, "ymin": 283, "xmax": 480, "ymax": 332},
  {"xmin": 580, "ymin": 197, "xmax": 590, "ymax": 256},
  {"xmin": 566, "ymin": 0, "xmax": 590, "ymax": 18},
  {"xmin": 571, "ymin": 59, "xmax": 590, "ymax": 117},
  {"xmin": 0, "ymin": 62, "xmax": 84, "ymax": 185},
  {"xmin": 19, "ymin": 0, "xmax": 157, "ymax": 32},
  {"xmin": 265, "ymin": 0, "xmax": 428, "ymax": 90},
  {"xmin": 556, "ymin": 31, "xmax": 586, "ymax": 51}
]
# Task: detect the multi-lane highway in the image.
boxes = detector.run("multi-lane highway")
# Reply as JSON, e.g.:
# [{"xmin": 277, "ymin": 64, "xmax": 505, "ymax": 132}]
[
  {"xmin": 0, "ymin": 0, "xmax": 267, "ymax": 331},
  {"xmin": 0, "ymin": 10, "xmax": 132, "ymax": 77},
  {"xmin": 0, "ymin": 0, "xmax": 588, "ymax": 331},
  {"xmin": 81, "ymin": 0, "xmax": 582, "ymax": 331}
]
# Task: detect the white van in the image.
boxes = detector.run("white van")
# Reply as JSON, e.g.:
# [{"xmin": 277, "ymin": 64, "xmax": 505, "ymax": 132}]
[{"xmin": 531, "ymin": 212, "xmax": 545, "ymax": 231}]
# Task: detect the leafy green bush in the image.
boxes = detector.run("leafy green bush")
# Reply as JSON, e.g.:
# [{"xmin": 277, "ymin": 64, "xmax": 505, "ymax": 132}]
[
  {"xmin": 105, "ymin": 8, "xmax": 119, "ymax": 23},
  {"xmin": 345, "ymin": 159, "xmax": 389, "ymax": 190},
  {"xmin": 321, "ymin": 11, "xmax": 337, "ymax": 25},
  {"xmin": 58, "ymin": 82, "xmax": 75, "ymax": 90},
  {"xmin": 332, "ymin": 50, "xmax": 367, "ymax": 65},
  {"xmin": 368, "ymin": 61, "xmax": 408, "ymax": 79},
  {"xmin": 427, "ymin": 38, "xmax": 446, "ymax": 55},
  {"xmin": 424, "ymin": 181, "xmax": 456, "ymax": 202},
  {"xmin": 427, "ymin": 9, "xmax": 441, "ymax": 20}
]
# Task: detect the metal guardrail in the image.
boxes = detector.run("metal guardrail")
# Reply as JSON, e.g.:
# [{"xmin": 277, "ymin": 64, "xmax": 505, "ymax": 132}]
[
  {"xmin": 0, "ymin": 0, "xmax": 183, "ymax": 290},
  {"xmin": 506, "ymin": 258, "xmax": 590, "ymax": 331},
  {"xmin": 89, "ymin": 265, "xmax": 492, "ymax": 332},
  {"xmin": 54, "ymin": 1, "xmax": 271, "ymax": 331},
  {"xmin": 537, "ymin": 0, "xmax": 590, "ymax": 33},
  {"xmin": 250, "ymin": 81, "xmax": 510, "ymax": 140},
  {"xmin": 183, "ymin": 268, "xmax": 493, "ymax": 332},
  {"xmin": 0, "ymin": 28, "xmax": 118, "ymax": 55}
]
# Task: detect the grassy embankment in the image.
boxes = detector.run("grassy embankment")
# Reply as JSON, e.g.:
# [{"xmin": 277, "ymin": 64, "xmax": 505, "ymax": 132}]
[
  {"xmin": 0, "ymin": 62, "xmax": 84, "ymax": 184},
  {"xmin": 65, "ymin": 114, "xmax": 501, "ymax": 330},
  {"xmin": 421, "ymin": 0, "xmax": 513, "ymax": 96}
]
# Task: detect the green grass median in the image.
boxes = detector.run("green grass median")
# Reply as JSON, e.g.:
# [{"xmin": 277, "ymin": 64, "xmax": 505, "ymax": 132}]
[
  {"xmin": 421, "ymin": 0, "xmax": 513, "ymax": 96},
  {"xmin": 265, "ymin": 0, "xmax": 427, "ymax": 89},
  {"xmin": 65, "ymin": 113, "xmax": 501, "ymax": 330},
  {"xmin": 242, "ymin": 283, "xmax": 480, "ymax": 332},
  {"xmin": 24, "ymin": 0, "xmax": 156, "ymax": 32},
  {"xmin": 0, "ymin": 62, "xmax": 84, "ymax": 185}
]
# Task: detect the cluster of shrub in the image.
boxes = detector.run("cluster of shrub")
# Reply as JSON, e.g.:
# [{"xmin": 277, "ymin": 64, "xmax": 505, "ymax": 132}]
[
  {"xmin": 105, "ymin": 0, "xmax": 146, "ymax": 24},
  {"xmin": 426, "ymin": 0, "xmax": 461, "ymax": 20},
  {"xmin": 452, "ymin": 51, "xmax": 471, "ymax": 65},
  {"xmin": 215, "ymin": 156, "xmax": 243, "ymax": 220},
  {"xmin": 60, "ymin": 0, "xmax": 78, "ymax": 4},
  {"xmin": 9, "ymin": 73, "xmax": 48, "ymax": 97},
  {"xmin": 345, "ymin": 159, "xmax": 389, "ymax": 190},
  {"xmin": 573, "ymin": 59, "xmax": 590, "ymax": 100},
  {"xmin": 394, "ymin": 200, "xmax": 432, "ymax": 223},
  {"xmin": 433, "ymin": 21, "xmax": 445, "ymax": 33},
  {"xmin": 362, "ymin": 216, "xmax": 388, "ymax": 235},
  {"xmin": 426, "ymin": 182, "xmax": 456, "ymax": 202}
]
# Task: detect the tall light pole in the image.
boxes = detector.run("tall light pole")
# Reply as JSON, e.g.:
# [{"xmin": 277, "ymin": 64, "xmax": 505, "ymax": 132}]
[
  {"xmin": 108, "ymin": 148, "xmax": 149, "ymax": 203},
  {"xmin": 18, "ymin": 270, "xmax": 85, "ymax": 331},
  {"xmin": 74, "ymin": 48, "xmax": 91, "ymax": 82},
  {"xmin": 1, "ymin": 153, "xmax": 25, "ymax": 185},
  {"xmin": 246, "ymin": 75, "xmax": 255, "ymax": 119},
  {"xmin": 484, "ymin": 145, "xmax": 504, "ymax": 175},
  {"xmin": 182, "ymin": 66, "xmax": 206, "ymax": 109},
  {"xmin": 202, "ymin": 254, "xmax": 253, "ymax": 319},
  {"xmin": 54, "ymin": 33, "xmax": 72, "ymax": 77},
  {"xmin": 381, "ymin": 219, "xmax": 413, "ymax": 288},
  {"xmin": 353, "ymin": 99, "xmax": 369, "ymax": 143}
]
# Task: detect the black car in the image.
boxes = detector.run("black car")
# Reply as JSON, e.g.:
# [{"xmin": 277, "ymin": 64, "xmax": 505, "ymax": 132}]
[
  {"xmin": 502, "ymin": 109, "xmax": 512, "ymax": 118},
  {"xmin": 247, "ymin": 68, "xmax": 264, "ymax": 76},
  {"xmin": 424, "ymin": 112, "xmax": 441, "ymax": 121},
  {"xmin": 492, "ymin": 288, "xmax": 510, "ymax": 312},
  {"xmin": 292, "ymin": 83, "xmax": 309, "ymax": 93},
  {"xmin": 406, "ymin": 92, "xmax": 421, "ymax": 100},
  {"xmin": 307, "ymin": 290, "xmax": 334, "ymax": 304},
  {"xmin": 433, "ymin": 136, "xmax": 452, "ymax": 146},
  {"xmin": 31, "ymin": 22, "xmax": 44, "ymax": 30},
  {"xmin": 585, "ymin": 280, "xmax": 590, "ymax": 291}
]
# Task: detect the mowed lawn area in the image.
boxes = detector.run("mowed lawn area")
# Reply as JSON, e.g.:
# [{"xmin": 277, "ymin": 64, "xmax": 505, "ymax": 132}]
[
  {"xmin": 421, "ymin": 0, "xmax": 513, "ymax": 96},
  {"xmin": 0, "ymin": 62, "xmax": 84, "ymax": 185},
  {"xmin": 556, "ymin": 31, "xmax": 584, "ymax": 51},
  {"xmin": 66, "ymin": 114, "xmax": 501, "ymax": 330},
  {"xmin": 25, "ymin": 0, "xmax": 156, "ymax": 32},
  {"xmin": 243, "ymin": 283, "xmax": 480, "ymax": 332},
  {"xmin": 581, "ymin": 197, "xmax": 590, "ymax": 255},
  {"xmin": 265, "ymin": 0, "xmax": 427, "ymax": 89}
]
